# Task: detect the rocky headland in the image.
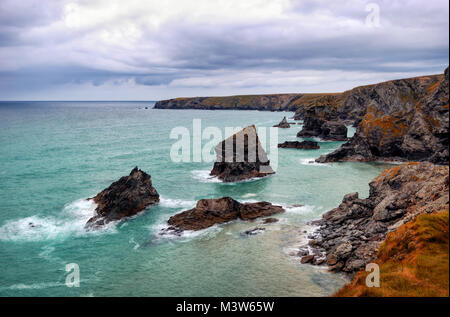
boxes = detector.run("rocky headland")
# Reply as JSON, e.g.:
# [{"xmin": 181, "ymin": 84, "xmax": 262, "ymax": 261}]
[
  {"xmin": 210, "ymin": 125, "xmax": 275, "ymax": 182},
  {"xmin": 278, "ymin": 140, "xmax": 320, "ymax": 149},
  {"xmin": 163, "ymin": 197, "xmax": 284, "ymax": 233},
  {"xmin": 316, "ymin": 68, "xmax": 448, "ymax": 164},
  {"xmin": 86, "ymin": 167, "xmax": 160, "ymax": 227},
  {"xmin": 296, "ymin": 162, "xmax": 449, "ymax": 274},
  {"xmin": 154, "ymin": 94, "xmax": 302, "ymax": 111}
]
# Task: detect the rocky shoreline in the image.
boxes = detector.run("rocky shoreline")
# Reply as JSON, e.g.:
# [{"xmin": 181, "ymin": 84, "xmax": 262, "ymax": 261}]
[{"xmin": 294, "ymin": 162, "xmax": 449, "ymax": 274}]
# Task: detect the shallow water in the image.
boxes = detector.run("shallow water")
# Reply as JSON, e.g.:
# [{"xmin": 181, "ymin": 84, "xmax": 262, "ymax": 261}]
[{"xmin": 0, "ymin": 101, "xmax": 393, "ymax": 296}]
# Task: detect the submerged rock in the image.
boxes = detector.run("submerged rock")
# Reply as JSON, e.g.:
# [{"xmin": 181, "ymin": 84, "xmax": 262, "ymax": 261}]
[
  {"xmin": 241, "ymin": 227, "xmax": 266, "ymax": 236},
  {"xmin": 273, "ymin": 116, "xmax": 291, "ymax": 128},
  {"xmin": 261, "ymin": 217, "xmax": 279, "ymax": 224},
  {"xmin": 210, "ymin": 125, "xmax": 275, "ymax": 182},
  {"xmin": 165, "ymin": 197, "xmax": 284, "ymax": 232},
  {"xmin": 298, "ymin": 162, "xmax": 449, "ymax": 273},
  {"xmin": 86, "ymin": 167, "xmax": 160, "ymax": 227},
  {"xmin": 278, "ymin": 140, "xmax": 319, "ymax": 149}
]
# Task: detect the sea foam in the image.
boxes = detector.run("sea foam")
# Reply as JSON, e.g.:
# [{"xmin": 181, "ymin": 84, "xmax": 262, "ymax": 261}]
[
  {"xmin": 0, "ymin": 199, "xmax": 116, "ymax": 242},
  {"xmin": 191, "ymin": 170, "xmax": 220, "ymax": 183}
]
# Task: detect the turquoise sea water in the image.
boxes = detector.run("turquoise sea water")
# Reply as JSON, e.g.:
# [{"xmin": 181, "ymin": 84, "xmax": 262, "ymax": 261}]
[{"xmin": 0, "ymin": 101, "xmax": 393, "ymax": 297}]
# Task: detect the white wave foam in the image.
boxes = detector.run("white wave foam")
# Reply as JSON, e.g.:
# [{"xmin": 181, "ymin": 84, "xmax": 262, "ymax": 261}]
[
  {"xmin": 191, "ymin": 170, "xmax": 220, "ymax": 183},
  {"xmin": 7, "ymin": 282, "xmax": 64, "ymax": 290},
  {"xmin": 241, "ymin": 193, "xmax": 257, "ymax": 198},
  {"xmin": 299, "ymin": 158, "xmax": 330, "ymax": 167},
  {"xmin": 281, "ymin": 204, "xmax": 315, "ymax": 214},
  {"xmin": 0, "ymin": 199, "xmax": 116, "ymax": 242},
  {"xmin": 129, "ymin": 237, "xmax": 140, "ymax": 250},
  {"xmin": 159, "ymin": 197, "xmax": 196, "ymax": 209}
]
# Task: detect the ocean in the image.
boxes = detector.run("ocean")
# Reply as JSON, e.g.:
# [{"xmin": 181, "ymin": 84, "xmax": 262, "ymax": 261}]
[{"xmin": 0, "ymin": 101, "xmax": 393, "ymax": 296}]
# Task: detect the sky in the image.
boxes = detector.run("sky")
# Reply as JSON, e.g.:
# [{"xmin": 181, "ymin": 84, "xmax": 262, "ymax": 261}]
[{"xmin": 0, "ymin": 0, "xmax": 448, "ymax": 101}]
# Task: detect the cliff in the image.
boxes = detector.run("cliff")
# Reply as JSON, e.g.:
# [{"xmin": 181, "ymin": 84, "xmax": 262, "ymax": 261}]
[
  {"xmin": 154, "ymin": 94, "xmax": 303, "ymax": 111},
  {"xmin": 293, "ymin": 73, "xmax": 444, "ymax": 124},
  {"xmin": 317, "ymin": 68, "xmax": 448, "ymax": 164}
]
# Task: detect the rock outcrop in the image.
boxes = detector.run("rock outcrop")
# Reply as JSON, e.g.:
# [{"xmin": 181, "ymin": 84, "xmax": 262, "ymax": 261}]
[
  {"xmin": 278, "ymin": 140, "xmax": 319, "ymax": 149},
  {"xmin": 164, "ymin": 197, "xmax": 284, "ymax": 232},
  {"xmin": 86, "ymin": 167, "xmax": 160, "ymax": 227},
  {"xmin": 316, "ymin": 68, "xmax": 448, "ymax": 164},
  {"xmin": 210, "ymin": 125, "xmax": 275, "ymax": 182},
  {"xmin": 273, "ymin": 116, "xmax": 291, "ymax": 128},
  {"xmin": 296, "ymin": 105, "xmax": 348, "ymax": 141},
  {"xmin": 297, "ymin": 162, "xmax": 449, "ymax": 274}
]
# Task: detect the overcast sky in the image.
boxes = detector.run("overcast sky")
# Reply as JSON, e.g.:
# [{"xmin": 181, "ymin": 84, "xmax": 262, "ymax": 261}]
[{"xmin": 0, "ymin": 0, "xmax": 448, "ymax": 100}]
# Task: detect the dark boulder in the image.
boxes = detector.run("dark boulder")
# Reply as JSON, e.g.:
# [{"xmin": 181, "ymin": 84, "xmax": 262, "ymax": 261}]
[{"xmin": 278, "ymin": 140, "xmax": 320, "ymax": 149}]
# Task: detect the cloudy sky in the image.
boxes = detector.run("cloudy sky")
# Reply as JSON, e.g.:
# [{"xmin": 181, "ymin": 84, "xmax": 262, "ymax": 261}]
[{"xmin": 0, "ymin": 0, "xmax": 448, "ymax": 100}]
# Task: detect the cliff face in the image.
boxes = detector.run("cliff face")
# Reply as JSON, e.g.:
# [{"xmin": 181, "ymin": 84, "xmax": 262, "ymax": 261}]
[
  {"xmin": 154, "ymin": 94, "xmax": 303, "ymax": 111},
  {"xmin": 296, "ymin": 104, "xmax": 348, "ymax": 141},
  {"xmin": 317, "ymin": 68, "xmax": 448, "ymax": 165},
  {"xmin": 293, "ymin": 73, "xmax": 444, "ymax": 124}
]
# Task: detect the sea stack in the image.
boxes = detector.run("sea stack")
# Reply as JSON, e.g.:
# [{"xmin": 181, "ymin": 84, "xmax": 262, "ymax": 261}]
[
  {"xmin": 210, "ymin": 125, "xmax": 275, "ymax": 182},
  {"xmin": 86, "ymin": 167, "xmax": 160, "ymax": 227},
  {"xmin": 164, "ymin": 197, "xmax": 284, "ymax": 233},
  {"xmin": 273, "ymin": 116, "xmax": 291, "ymax": 128}
]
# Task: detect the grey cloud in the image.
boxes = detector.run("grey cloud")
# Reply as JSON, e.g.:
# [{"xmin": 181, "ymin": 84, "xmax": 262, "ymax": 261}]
[{"xmin": 0, "ymin": 0, "xmax": 448, "ymax": 100}]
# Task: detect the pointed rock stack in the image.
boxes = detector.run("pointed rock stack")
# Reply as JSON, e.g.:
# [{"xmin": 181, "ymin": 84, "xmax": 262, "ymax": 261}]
[
  {"xmin": 273, "ymin": 116, "xmax": 291, "ymax": 128},
  {"xmin": 210, "ymin": 125, "xmax": 275, "ymax": 182}
]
